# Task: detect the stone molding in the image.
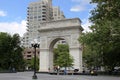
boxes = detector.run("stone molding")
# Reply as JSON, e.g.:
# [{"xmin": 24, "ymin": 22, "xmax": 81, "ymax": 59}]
[{"xmin": 38, "ymin": 18, "xmax": 83, "ymax": 32}]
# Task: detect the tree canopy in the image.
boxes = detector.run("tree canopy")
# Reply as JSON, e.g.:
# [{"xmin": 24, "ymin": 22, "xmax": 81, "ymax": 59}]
[
  {"xmin": 79, "ymin": 0, "xmax": 120, "ymax": 71},
  {"xmin": 53, "ymin": 44, "xmax": 74, "ymax": 67},
  {"xmin": 0, "ymin": 32, "xmax": 24, "ymax": 71}
]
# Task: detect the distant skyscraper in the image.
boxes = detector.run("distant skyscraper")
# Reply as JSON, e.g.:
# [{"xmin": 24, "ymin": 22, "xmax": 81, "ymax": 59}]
[
  {"xmin": 21, "ymin": 0, "xmax": 65, "ymax": 48},
  {"xmin": 53, "ymin": 6, "xmax": 65, "ymax": 20}
]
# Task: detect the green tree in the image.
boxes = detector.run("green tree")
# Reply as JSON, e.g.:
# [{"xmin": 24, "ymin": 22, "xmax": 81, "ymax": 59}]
[
  {"xmin": 30, "ymin": 57, "xmax": 39, "ymax": 70},
  {"xmin": 79, "ymin": 33, "xmax": 102, "ymax": 69},
  {"xmin": 90, "ymin": 0, "xmax": 120, "ymax": 71},
  {"xmin": 11, "ymin": 34, "xmax": 25, "ymax": 71},
  {"xmin": 0, "ymin": 32, "xmax": 12, "ymax": 70},
  {"xmin": 0, "ymin": 32, "xmax": 25, "ymax": 71},
  {"xmin": 79, "ymin": 0, "xmax": 120, "ymax": 71},
  {"xmin": 53, "ymin": 44, "xmax": 74, "ymax": 67}
]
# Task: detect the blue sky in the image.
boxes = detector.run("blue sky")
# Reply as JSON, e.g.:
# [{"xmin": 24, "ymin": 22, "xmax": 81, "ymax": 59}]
[{"xmin": 0, "ymin": 0, "xmax": 95, "ymax": 36}]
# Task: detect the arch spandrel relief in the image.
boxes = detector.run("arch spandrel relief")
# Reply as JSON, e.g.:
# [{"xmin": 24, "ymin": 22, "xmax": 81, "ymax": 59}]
[{"xmin": 71, "ymin": 34, "xmax": 80, "ymax": 47}]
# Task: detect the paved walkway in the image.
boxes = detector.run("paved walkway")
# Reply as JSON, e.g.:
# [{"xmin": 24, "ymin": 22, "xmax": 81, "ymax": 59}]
[{"xmin": 0, "ymin": 72, "xmax": 119, "ymax": 80}]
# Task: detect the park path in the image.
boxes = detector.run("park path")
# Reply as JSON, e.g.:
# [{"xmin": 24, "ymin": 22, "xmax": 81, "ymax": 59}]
[{"xmin": 0, "ymin": 72, "xmax": 120, "ymax": 80}]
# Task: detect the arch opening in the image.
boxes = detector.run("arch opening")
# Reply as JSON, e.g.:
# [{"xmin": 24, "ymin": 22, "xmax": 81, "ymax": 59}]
[{"xmin": 48, "ymin": 37, "xmax": 73, "ymax": 72}]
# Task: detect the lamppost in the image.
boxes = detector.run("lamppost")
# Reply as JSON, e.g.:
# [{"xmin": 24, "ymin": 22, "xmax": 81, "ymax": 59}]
[{"xmin": 31, "ymin": 39, "xmax": 40, "ymax": 79}]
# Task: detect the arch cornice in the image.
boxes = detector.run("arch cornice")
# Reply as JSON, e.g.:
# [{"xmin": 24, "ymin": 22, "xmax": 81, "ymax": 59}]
[{"xmin": 38, "ymin": 18, "xmax": 83, "ymax": 32}]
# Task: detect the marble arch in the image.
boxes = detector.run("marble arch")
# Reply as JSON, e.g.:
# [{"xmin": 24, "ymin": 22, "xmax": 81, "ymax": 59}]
[{"xmin": 38, "ymin": 18, "xmax": 83, "ymax": 72}]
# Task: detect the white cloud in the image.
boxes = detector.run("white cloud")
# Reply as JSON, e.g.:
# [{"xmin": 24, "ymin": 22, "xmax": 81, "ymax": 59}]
[
  {"xmin": 70, "ymin": 0, "xmax": 91, "ymax": 12},
  {"xmin": 70, "ymin": 5, "xmax": 85, "ymax": 12},
  {"xmin": 0, "ymin": 10, "xmax": 7, "ymax": 17},
  {"xmin": 82, "ymin": 19, "xmax": 92, "ymax": 32},
  {"xmin": 0, "ymin": 20, "xmax": 27, "ymax": 37},
  {"xmin": 72, "ymin": 0, "xmax": 91, "ymax": 4}
]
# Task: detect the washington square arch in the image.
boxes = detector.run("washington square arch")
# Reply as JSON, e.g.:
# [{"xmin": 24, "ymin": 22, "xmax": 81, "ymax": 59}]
[{"xmin": 38, "ymin": 18, "xmax": 83, "ymax": 72}]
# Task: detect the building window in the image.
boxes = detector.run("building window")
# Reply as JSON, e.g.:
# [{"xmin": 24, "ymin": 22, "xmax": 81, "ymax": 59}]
[
  {"xmin": 38, "ymin": 16, "xmax": 41, "ymax": 18},
  {"xmin": 42, "ymin": 5, "xmax": 46, "ymax": 8},
  {"xmin": 27, "ymin": 51, "xmax": 31, "ymax": 54},
  {"xmin": 62, "ymin": 40, "xmax": 66, "ymax": 43},
  {"xmin": 27, "ymin": 55, "xmax": 31, "ymax": 57},
  {"xmin": 38, "ymin": 19, "xmax": 41, "ymax": 21},
  {"xmin": 30, "ymin": 16, "xmax": 33, "ymax": 19},
  {"xmin": 34, "ymin": 16, "xmax": 37, "ymax": 19}
]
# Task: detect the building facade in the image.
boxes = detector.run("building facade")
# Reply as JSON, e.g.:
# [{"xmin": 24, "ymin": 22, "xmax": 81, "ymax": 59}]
[
  {"xmin": 22, "ymin": 0, "xmax": 65, "ymax": 60},
  {"xmin": 22, "ymin": 0, "xmax": 65, "ymax": 48},
  {"xmin": 23, "ymin": 48, "xmax": 40, "ymax": 60},
  {"xmin": 53, "ymin": 6, "xmax": 65, "ymax": 20}
]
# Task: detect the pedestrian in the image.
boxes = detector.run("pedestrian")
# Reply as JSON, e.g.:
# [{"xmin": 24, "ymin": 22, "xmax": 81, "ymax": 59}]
[
  {"xmin": 64, "ymin": 68, "xmax": 67, "ymax": 75},
  {"xmin": 57, "ymin": 66, "xmax": 60, "ymax": 75}
]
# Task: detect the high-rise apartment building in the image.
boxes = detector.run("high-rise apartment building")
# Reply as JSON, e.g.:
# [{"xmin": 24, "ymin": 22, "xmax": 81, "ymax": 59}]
[
  {"xmin": 21, "ymin": 0, "xmax": 65, "ymax": 60},
  {"xmin": 21, "ymin": 0, "xmax": 65, "ymax": 48},
  {"xmin": 53, "ymin": 6, "xmax": 65, "ymax": 20}
]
